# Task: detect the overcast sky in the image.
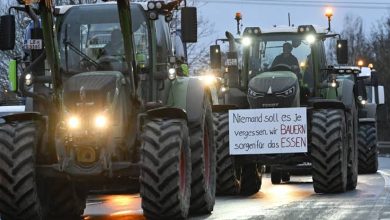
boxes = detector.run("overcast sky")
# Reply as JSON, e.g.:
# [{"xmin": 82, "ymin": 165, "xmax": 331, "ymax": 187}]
[{"xmin": 196, "ymin": 0, "xmax": 390, "ymax": 42}]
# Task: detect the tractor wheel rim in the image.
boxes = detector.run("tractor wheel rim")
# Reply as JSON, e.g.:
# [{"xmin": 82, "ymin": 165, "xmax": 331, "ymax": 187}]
[
  {"xmin": 204, "ymin": 124, "xmax": 211, "ymax": 188},
  {"xmin": 179, "ymin": 145, "xmax": 186, "ymax": 196}
]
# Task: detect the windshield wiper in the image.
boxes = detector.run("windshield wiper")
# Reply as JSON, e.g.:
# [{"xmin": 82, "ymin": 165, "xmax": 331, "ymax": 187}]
[{"xmin": 64, "ymin": 40, "xmax": 99, "ymax": 67}]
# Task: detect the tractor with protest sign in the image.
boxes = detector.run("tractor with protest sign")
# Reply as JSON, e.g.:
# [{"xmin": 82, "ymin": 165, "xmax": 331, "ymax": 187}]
[
  {"xmin": 0, "ymin": 0, "xmax": 216, "ymax": 219},
  {"xmin": 210, "ymin": 8, "xmax": 359, "ymax": 194}
]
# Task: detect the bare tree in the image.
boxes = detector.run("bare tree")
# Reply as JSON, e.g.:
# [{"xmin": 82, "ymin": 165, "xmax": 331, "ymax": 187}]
[
  {"xmin": 327, "ymin": 13, "xmax": 390, "ymax": 140},
  {"xmin": 186, "ymin": 15, "xmax": 215, "ymax": 71},
  {"xmin": 341, "ymin": 14, "xmax": 371, "ymax": 65},
  {"xmin": 370, "ymin": 16, "xmax": 390, "ymax": 140},
  {"xmin": 327, "ymin": 14, "xmax": 372, "ymax": 65}
]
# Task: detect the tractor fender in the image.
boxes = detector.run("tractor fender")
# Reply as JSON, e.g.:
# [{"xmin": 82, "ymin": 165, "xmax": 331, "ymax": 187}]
[
  {"xmin": 0, "ymin": 112, "xmax": 45, "ymax": 123},
  {"xmin": 212, "ymin": 104, "xmax": 237, "ymax": 113},
  {"xmin": 359, "ymin": 118, "xmax": 376, "ymax": 124},
  {"xmin": 146, "ymin": 107, "xmax": 187, "ymax": 121},
  {"xmin": 168, "ymin": 77, "xmax": 211, "ymax": 125},
  {"xmin": 359, "ymin": 103, "xmax": 377, "ymax": 120},
  {"xmin": 339, "ymin": 79, "xmax": 355, "ymax": 110},
  {"xmin": 186, "ymin": 78, "xmax": 211, "ymax": 124},
  {"xmin": 311, "ymin": 99, "xmax": 345, "ymax": 110}
]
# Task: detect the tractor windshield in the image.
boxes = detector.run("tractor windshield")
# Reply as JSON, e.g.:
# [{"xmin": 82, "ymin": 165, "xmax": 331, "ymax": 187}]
[
  {"xmin": 58, "ymin": 4, "xmax": 149, "ymax": 75},
  {"xmin": 245, "ymin": 34, "xmax": 312, "ymax": 82}
]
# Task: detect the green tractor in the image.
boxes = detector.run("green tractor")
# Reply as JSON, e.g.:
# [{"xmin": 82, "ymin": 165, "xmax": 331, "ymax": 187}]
[
  {"xmin": 209, "ymin": 32, "xmax": 264, "ymax": 196},
  {"xmin": 355, "ymin": 66, "xmax": 386, "ymax": 173},
  {"xmin": 211, "ymin": 21, "xmax": 359, "ymax": 194},
  {"xmin": 0, "ymin": 0, "xmax": 216, "ymax": 219},
  {"xmin": 325, "ymin": 65, "xmax": 386, "ymax": 174}
]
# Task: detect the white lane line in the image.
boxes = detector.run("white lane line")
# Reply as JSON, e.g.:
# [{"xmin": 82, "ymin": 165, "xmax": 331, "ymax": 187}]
[{"xmin": 378, "ymin": 170, "xmax": 390, "ymax": 188}]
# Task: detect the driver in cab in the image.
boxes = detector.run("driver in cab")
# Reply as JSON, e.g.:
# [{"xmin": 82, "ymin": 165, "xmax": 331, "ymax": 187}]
[
  {"xmin": 98, "ymin": 29, "xmax": 125, "ymax": 71},
  {"xmin": 101, "ymin": 29, "xmax": 124, "ymax": 57},
  {"xmin": 271, "ymin": 42, "xmax": 301, "ymax": 78}
]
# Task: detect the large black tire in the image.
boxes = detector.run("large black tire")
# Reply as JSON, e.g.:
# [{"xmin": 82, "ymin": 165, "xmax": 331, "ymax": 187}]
[
  {"xmin": 213, "ymin": 113, "xmax": 240, "ymax": 195},
  {"xmin": 346, "ymin": 101, "xmax": 358, "ymax": 190},
  {"xmin": 311, "ymin": 109, "xmax": 348, "ymax": 193},
  {"xmin": 282, "ymin": 172, "xmax": 291, "ymax": 182},
  {"xmin": 189, "ymin": 97, "xmax": 216, "ymax": 214},
  {"xmin": 140, "ymin": 118, "xmax": 191, "ymax": 219},
  {"xmin": 38, "ymin": 177, "xmax": 87, "ymax": 219},
  {"xmin": 240, "ymin": 164, "xmax": 262, "ymax": 196},
  {"xmin": 0, "ymin": 121, "xmax": 86, "ymax": 220},
  {"xmin": 358, "ymin": 124, "xmax": 378, "ymax": 174}
]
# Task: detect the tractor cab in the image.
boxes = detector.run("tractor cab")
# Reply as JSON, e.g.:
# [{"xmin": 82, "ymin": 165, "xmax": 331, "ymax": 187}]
[
  {"xmin": 241, "ymin": 25, "xmax": 329, "ymax": 108},
  {"xmin": 57, "ymin": 3, "xmax": 150, "ymax": 75}
]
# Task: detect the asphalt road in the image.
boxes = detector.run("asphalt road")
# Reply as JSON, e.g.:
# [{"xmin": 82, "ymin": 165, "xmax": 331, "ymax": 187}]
[{"xmin": 83, "ymin": 156, "xmax": 390, "ymax": 220}]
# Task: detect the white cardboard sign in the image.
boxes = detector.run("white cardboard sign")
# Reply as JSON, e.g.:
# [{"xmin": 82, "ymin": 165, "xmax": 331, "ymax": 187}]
[{"xmin": 229, "ymin": 108, "xmax": 308, "ymax": 155}]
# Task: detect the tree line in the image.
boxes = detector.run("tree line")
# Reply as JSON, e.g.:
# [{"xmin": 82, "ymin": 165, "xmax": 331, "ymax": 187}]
[{"xmin": 336, "ymin": 13, "xmax": 390, "ymax": 141}]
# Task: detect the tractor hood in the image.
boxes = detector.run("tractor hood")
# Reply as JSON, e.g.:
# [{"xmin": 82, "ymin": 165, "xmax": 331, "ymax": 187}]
[
  {"xmin": 247, "ymin": 71, "xmax": 299, "ymax": 108},
  {"xmin": 248, "ymin": 71, "xmax": 298, "ymax": 94},
  {"xmin": 63, "ymin": 71, "xmax": 123, "ymax": 111}
]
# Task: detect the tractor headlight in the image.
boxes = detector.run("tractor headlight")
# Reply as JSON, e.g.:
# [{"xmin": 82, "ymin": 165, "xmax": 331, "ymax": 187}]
[
  {"xmin": 328, "ymin": 78, "xmax": 338, "ymax": 88},
  {"xmin": 248, "ymin": 88, "xmax": 265, "ymax": 98},
  {"xmin": 242, "ymin": 37, "xmax": 252, "ymax": 47},
  {"xmin": 168, "ymin": 68, "xmax": 177, "ymax": 80},
  {"xmin": 199, "ymin": 74, "xmax": 217, "ymax": 86},
  {"xmin": 306, "ymin": 34, "xmax": 316, "ymax": 44},
  {"xmin": 361, "ymin": 99, "xmax": 367, "ymax": 105},
  {"xmin": 147, "ymin": 1, "xmax": 156, "ymax": 10},
  {"xmin": 155, "ymin": 1, "xmax": 163, "ymax": 9},
  {"xmin": 25, "ymin": 73, "xmax": 32, "ymax": 86},
  {"xmin": 67, "ymin": 116, "xmax": 80, "ymax": 129},
  {"xmin": 275, "ymin": 86, "xmax": 295, "ymax": 97},
  {"xmin": 148, "ymin": 11, "xmax": 158, "ymax": 20},
  {"xmin": 95, "ymin": 115, "xmax": 108, "ymax": 129}
]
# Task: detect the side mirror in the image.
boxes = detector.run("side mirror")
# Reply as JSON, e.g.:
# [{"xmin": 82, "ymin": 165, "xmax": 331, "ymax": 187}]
[
  {"xmin": 371, "ymin": 70, "xmax": 379, "ymax": 87},
  {"xmin": 336, "ymin": 40, "xmax": 348, "ymax": 64},
  {"xmin": 210, "ymin": 45, "xmax": 221, "ymax": 69},
  {"xmin": 181, "ymin": 7, "xmax": 197, "ymax": 43},
  {"xmin": 0, "ymin": 15, "xmax": 16, "ymax": 51},
  {"xmin": 8, "ymin": 59, "xmax": 18, "ymax": 92}
]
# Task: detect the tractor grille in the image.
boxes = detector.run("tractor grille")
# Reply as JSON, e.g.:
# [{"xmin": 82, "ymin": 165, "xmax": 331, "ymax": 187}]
[{"xmin": 248, "ymin": 94, "xmax": 296, "ymax": 108}]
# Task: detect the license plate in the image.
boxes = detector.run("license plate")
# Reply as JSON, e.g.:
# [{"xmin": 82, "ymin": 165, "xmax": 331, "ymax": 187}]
[{"xmin": 24, "ymin": 39, "xmax": 43, "ymax": 50}]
